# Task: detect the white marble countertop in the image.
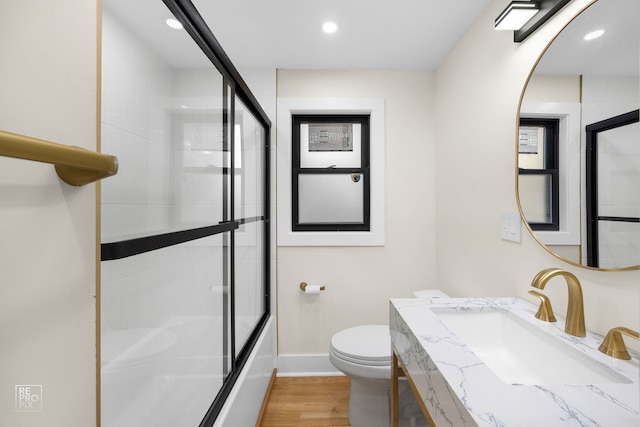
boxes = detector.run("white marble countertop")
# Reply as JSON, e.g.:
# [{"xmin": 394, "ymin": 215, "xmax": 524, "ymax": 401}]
[{"xmin": 390, "ymin": 297, "xmax": 640, "ymax": 427}]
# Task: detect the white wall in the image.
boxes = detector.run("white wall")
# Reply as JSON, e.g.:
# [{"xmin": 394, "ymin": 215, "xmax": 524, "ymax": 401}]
[
  {"xmin": 276, "ymin": 70, "xmax": 437, "ymax": 357},
  {"xmin": 0, "ymin": 1, "xmax": 98, "ymax": 426},
  {"xmin": 434, "ymin": 0, "xmax": 639, "ymax": 346},
  {"xmin": 275, "ymin": 0, "xmax": 639, "ymax": 366}
]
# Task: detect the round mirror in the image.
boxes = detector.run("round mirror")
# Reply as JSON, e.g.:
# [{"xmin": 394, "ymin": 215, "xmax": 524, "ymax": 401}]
[{"xmin": 518, "ymin": 0, "xmax": 639, "ymax": 271}]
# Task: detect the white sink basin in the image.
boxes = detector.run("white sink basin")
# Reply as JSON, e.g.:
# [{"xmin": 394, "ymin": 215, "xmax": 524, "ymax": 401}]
[{"xmin": 432, "ymin": 308, "xmax": 632, "ymax": 385}]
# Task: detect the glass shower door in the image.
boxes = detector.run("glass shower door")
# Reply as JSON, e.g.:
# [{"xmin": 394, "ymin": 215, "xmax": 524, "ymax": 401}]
[
  {"xmin": 101, "ymin": 0, "xmax": 271, "ymax": 424},
  {"xmin": 100, "ymin": 0, "xmax": 252, "ymax": 425},
  {"xmin": 101, "ymin": 236, "xmax": 229, "ymax": 426},
  {"xmin": 233, "ymin": 97, "xmax": 267, "ymax": 356}
]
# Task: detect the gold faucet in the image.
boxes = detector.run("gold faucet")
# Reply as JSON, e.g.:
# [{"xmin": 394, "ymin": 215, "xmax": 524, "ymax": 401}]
[
  {"xmin": 528, "ymin": 290, "xmax": 557, "ymax": 322},
  {"xmin": 598, "ymin": 327, "xmax": 640, "ymax": 360},
  {"xmin": 530, "ymin": 268, "xmax": 586, "ymax": 337}
]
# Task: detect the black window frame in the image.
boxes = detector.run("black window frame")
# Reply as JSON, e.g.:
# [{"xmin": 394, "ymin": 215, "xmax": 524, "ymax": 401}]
[
  {"xmin": 518, "ymin": 117, "xmax": 560, "ymax": 231},
  {"xmin": 291, "ymin": 114, "xmax": 370, "ymax": 232}
]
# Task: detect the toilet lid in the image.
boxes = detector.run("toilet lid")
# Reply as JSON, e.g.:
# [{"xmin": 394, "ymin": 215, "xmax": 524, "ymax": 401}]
[{"xmin": 330, "ymin": 325, "xmax": 391, "ymax": 366}]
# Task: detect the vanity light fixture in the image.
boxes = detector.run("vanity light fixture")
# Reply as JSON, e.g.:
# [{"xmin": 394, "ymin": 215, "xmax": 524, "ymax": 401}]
[
  {"xmin": 501, "ymin": 0, "xmax": 572, "ymax": 43},
  {"xmin": 495, "ymin": 1, "xmax": 539, "ymax": 31},
  {"xmin": 166, "ymin": 18, "xmax": 183, "ymax": 30}
]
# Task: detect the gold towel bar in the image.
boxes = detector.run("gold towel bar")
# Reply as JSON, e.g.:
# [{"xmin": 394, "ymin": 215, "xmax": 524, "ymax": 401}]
[{"xmin": 0, "ymin": 129, "xmax": 118, "ymax": 186}]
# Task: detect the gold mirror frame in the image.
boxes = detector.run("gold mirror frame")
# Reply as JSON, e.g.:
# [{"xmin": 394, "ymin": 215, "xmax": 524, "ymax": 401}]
[{"xmin": 516, "ymin": 0, "xmax": 639, "ymax": 272}]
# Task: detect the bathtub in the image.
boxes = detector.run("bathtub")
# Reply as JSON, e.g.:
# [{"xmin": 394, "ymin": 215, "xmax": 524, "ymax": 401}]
[{"xmin": 101, "ymin": 315, "xmax": 267, "ymax": 427}]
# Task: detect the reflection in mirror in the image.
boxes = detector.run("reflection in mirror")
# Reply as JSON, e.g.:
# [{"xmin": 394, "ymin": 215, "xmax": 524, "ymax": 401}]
[
  {"xmin": 585, "ymin": 111, "xmax": 640, "ymax": 268},
  {"xmin": 518, "ymin": 118, "xmax": 559, "ymax": 230},
  {"xmin": 519, "ymin": 0, "xmax": 639, "ymax": 270}
]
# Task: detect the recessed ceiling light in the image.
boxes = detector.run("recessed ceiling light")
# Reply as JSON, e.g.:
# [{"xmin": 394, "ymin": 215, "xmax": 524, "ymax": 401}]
[
  {"xmin": 584, "ymin": 29, "xmax": 604, "ymax": 41},
  {"xmin": 322, "ymin": 21, "xmax": 338, "ymax": 34},
  {"xmin": 166, "ymin": 18, "xmax": 183, "ymax": 30}
]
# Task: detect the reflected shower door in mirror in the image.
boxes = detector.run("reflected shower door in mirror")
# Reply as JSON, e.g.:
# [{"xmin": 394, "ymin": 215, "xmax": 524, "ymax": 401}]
[
  {"xmin": 518, "ymin": 0, "xmax": 639, "ymax": 270},
  {"xmin": 585, "ymin": 110, "xmax": 640, "ymax": 268}
]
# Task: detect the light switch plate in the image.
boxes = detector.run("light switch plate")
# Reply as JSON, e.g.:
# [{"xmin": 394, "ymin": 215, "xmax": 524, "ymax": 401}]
[{"xmin": 500, "ymin": 212, "xmax": 522, "ymax": 242}]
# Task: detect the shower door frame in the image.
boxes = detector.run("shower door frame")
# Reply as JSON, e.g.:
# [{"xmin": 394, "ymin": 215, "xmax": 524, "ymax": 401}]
[
  {"xmin": 585, "ymin": 109, "xmax": 639, "ymax": 268},
  {"xmin": 100, "ymin": 0, "xmax": 271, "ymax": 424}
]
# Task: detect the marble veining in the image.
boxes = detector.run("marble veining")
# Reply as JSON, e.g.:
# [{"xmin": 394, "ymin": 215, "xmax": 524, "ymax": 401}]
[{"xmin": 390, "ymin": 297, "xmax": 640, "ymax": 426}]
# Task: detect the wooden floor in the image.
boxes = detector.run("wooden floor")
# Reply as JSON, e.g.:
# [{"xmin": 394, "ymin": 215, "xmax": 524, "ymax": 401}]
[{"xmin": 258, "ymin": 376, "xmax": 351, "ymax": 426}]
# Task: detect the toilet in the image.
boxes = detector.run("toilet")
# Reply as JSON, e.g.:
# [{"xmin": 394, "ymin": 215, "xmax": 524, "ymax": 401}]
[{"xmin": 329, "ymin": 290, "xmax": 448, "ymax": 427}]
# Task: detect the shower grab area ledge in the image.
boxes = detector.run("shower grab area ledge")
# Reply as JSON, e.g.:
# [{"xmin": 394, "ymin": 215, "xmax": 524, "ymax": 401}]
[{"xmin": 0, "ymin": 129, "xmax": 118, "ymax": 186}]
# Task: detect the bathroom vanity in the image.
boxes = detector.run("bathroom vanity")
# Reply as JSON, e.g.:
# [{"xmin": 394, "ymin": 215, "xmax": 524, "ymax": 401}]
[{"xmin": 389, "ymin": 297, "xmax": 640, "ymax": 426}]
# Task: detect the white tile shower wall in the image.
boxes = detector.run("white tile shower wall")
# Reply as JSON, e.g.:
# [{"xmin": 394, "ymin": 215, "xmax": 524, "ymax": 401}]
[
  {"xmin": 582, "ymin": 76, "xmax": 639, "ymax": 123},
  {"xmin": 102, "ymin": 244, "xmax": 227, "ymax": 332},
  {"xmin": 102, "ymin": 9, "xmax": 173, "ymax": 241},
  {"xmin": 582, "ymin": 76, "xmax": 640, "ymax": 268}
]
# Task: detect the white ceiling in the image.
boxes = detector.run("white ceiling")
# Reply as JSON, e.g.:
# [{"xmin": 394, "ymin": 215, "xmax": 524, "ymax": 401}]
[
  {"xmin": 105, "ymin": 0, "xmax": 637, "ymax": 76},
  {"xmin": 534, "ymin": 0, "xmax": 639, "ymax": 76},
  {"xmin": 103, "ymin": 0, "xmax": 490, "ymax": 70},
  {"xmin": 186, "ymin": 0, "xmax": 491, "ymax": 70}
]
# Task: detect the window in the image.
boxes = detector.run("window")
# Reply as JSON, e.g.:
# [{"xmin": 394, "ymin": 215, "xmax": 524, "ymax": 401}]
[
  {"xmin": 518, "ymin": 118, "xmax": 560, "ymax": 231},
  {"xmin": 291, "ymin": 114, "xmax": 370, "ymax": 232},
  {"xmin": 276, "ymin": 97, "xmax": 385, "ymax": 247}
]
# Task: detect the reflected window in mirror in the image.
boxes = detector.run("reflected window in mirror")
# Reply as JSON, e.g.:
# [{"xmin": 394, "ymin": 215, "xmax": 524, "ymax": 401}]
[
  {"xmin": 291, "ymin": 114, "xmax": 370, "ymax": 232},
  {"xmin": 519, "ymin": 118, "xmax": 559, "ymax": 231}
]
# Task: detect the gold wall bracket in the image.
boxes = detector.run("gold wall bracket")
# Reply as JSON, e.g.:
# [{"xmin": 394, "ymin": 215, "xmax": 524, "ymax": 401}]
[{"xmin": 0, "ymin": 129, "xmax": 118, "ymax": 186}]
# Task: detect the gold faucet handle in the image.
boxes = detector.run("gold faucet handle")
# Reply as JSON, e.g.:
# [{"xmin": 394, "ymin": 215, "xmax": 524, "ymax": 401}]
[
  {"xmin": 598, "ymin": 327, "xmax": 640, "ymax": 360},
  {"xmin": 528, "ymin": 290, "xmax": 557, "ymax": 322}
]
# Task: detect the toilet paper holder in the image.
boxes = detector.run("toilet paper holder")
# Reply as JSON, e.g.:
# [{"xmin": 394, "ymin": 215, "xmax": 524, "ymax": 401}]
[{"xmin": 300, "ymin": 282, "xmax": 326, "ymax": 292}]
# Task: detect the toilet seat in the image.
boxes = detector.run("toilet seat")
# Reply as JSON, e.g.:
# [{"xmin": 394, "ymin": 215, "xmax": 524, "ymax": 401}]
[{"xmin": 330, "ymin": 325, "xmax": 391, "ymax": 367}]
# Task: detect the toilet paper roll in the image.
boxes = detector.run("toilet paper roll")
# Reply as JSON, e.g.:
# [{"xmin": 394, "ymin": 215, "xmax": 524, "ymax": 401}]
[{"xmin": 304, "ymin": 285, "xmax": 322, "ymax": 295}]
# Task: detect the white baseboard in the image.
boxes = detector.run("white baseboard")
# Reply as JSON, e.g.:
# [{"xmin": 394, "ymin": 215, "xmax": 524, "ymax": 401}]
[{"xmin": 277, "ymin": 353, "xmax": 343, "ymax": 377}]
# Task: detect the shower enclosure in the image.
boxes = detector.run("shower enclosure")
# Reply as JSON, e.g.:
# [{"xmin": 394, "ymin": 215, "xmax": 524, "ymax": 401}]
[
  {"xmin": 585, "ymin": 110, "xmax": 640, "ymax": 269},
  {"xmin": 100, "ymin": 0, "xmax": 270, "ymax": 425}
]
